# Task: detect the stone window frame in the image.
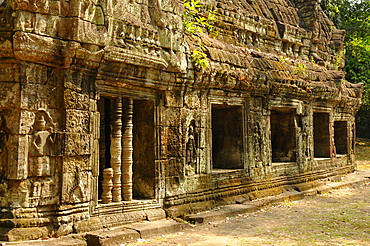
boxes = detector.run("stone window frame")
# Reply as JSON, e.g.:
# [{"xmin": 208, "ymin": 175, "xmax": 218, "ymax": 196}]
[
  {"xmin": 270, "ymin": 107, "xmax": 298, "ymax": 163},
  {"xmin": 94, "ymin": 87, "xmax": 161, "ymax": 209},
  {"xmin": 209, "ymin": 96, "xmax": 247, "ymax": 172},
  {"xmin": 334, "ymin": 120, "xmax": 349, "ymax": 155},
  {"xmin": 313, "ymin": 110, "xmax": 333, "ymax": 159}
]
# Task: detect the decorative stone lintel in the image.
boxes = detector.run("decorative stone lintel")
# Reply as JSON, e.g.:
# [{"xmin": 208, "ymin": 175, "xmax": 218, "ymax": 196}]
[{"xmin": 103, "ymin": 46, "xmax": 168, "ymax": 69}]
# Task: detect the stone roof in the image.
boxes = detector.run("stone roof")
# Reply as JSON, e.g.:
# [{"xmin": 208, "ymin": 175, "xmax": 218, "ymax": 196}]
[{"xmin": 185, "ymin": 0, "xmax": 362, "ymax": 101}]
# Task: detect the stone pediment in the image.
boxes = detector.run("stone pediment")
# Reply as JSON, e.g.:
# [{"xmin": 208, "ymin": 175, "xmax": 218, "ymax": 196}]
[{"xmin": 102, "ymin": 46, "xmax": 168, "ymax": 69}]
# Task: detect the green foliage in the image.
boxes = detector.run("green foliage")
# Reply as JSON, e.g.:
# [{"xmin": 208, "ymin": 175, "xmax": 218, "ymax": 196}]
[
  {"xmin": 293, "ymin": 63, "xmax": 307, "ymax": 76},
  {"xmin": 320, "ymin": 0, "xmax": 370, "ymax": 137},
  {"xmin": 320, "ymin": 0, "xmax": 370, "ymax": 88},
  {"xmin": 184, "ymin": 0, "xmax": 216, "ymax": 35},
  {"xmin": 279, "ymin": 56, "xmax": 287, "ymax": 64},
  {"xmin": 191, "ymin": 50, "xmax": 210, "ymax": 70},
  {"xmin": 183, "ymin": 0, "xmax": 216, "ymax": 70}
]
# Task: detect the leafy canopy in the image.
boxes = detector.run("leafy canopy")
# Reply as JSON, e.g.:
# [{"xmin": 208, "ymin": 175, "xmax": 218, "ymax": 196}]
[{"xmin": 321, "ymin": 0, "xmax": 370, "ymax": 104}]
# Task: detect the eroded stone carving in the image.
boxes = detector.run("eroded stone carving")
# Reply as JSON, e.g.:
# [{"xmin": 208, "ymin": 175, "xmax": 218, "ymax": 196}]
[
  {"xmin": 29, "ymin": 178, "xmax": 56, "ymax": 207},
  {"xmin": 68, "ymin": 166, "xmax": 86, "ymax": 203},
  {"xmin": 185, "ymin": 120, "xmax": 199, "ymax": 175},
  {"xmin": 0, "ymin": 0, "xmax": 364, "ymax": 241},
  {"xmin": 30, "ymin": 111, "xmax": 55, "ymax": 177}
]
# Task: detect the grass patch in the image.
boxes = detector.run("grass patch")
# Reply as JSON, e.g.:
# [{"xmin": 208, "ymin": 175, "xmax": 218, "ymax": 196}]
[{"xmin": 355, "ymin": 138, "xmax": 370, "ymax": 169}]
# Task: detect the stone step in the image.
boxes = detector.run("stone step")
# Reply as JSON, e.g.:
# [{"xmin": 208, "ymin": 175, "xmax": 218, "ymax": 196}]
[
  {"xmin": 0, "ymin": 236, "xmax": 86, "ymax": 246},
  {"xmin": 85, "ymin": 219, "xmax": 186, "ymax": 246},
  {"xmin": 184, "ymin": 171, "xmax": 370, "ymax": 225}
]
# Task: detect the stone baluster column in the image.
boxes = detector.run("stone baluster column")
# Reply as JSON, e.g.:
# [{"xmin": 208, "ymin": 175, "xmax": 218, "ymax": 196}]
[
  {"xmin": 122, "ymin": 98, "xmax": 133, "ymax": 201},
  {"xmin": 101, "ymin": 168, "xmax": 113, "ymax": 203},
  {"xmin": 110, "ymin": 97, "xmax": 122, "ymax": 202}
]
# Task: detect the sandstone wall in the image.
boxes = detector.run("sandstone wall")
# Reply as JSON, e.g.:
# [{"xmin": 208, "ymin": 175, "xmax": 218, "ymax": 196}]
[{"xmin": 0, "ymin": 0, "xmax": 363, "ymax": 241}]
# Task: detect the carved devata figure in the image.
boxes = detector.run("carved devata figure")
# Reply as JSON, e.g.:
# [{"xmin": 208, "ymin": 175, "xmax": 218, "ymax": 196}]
[
  {"xmin": 30, "ymin": 111, "xmax": 55, "ymax": 177},
  {"xmin": 68, "ymin": 166, "xmax": 86, "ymax": 203},
  {"xmin": 185, "ymin": 120, "xmax": 199, "ymax": 175}
]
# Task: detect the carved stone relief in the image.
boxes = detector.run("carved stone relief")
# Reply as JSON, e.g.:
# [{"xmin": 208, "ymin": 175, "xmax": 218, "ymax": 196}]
[
  {"xmin": 185, "ymin": 120, "xmax": 199, "ymax": 175},
  {"xmin": 29, "ymin": 111, "xmax": 55, "ymax": 177},
  {"xmin": 253, "ymin": 121, "xmax": 262, "ymax": 164},
  {"xmin": 68, "ymin": 166, "xmax": 86, "ymax": 203},
  {"xmin": 28, "ymin": 177, "xmax": 57, "ymax": 207},
  {"xmin": 62, "ymin": 165, "xmax": 91, "ymax": 204}
]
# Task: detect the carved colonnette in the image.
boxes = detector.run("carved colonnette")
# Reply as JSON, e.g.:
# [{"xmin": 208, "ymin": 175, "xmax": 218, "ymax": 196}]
[{"xmin": 0, "ymin": 0, "xmax": 364, "ymax": 241}]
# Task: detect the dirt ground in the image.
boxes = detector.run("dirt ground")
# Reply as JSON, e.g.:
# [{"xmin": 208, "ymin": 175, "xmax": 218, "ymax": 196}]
[
  {"xmin": 125, "ymin": 141, "xmax": 370, "ymax": 246},
  {"xmin": 124, "ymin": 183, "xmax": 370, "ymax": 246}
]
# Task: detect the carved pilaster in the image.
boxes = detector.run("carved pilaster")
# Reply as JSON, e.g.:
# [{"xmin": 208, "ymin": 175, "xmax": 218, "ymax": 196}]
[
  {"xmin": 101, "ymin": 168, "xmax": 113, "ymax": 204},
  {"xmin": 110, "ymin": 97, "xmax": 122, "ymax": 202},
  {"xmin": 98, "ymin": 99, "xmax": 106, "ymax": 174},
  {"xmin": 122, "ymin": 98, "xmax": 133, "ymax": 201}
]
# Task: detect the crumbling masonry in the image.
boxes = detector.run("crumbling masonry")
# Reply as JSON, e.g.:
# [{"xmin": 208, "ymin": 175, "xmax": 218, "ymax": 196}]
[{"xmin": 0, "ymin": 0, "xmax": 363, "ymax": 241}]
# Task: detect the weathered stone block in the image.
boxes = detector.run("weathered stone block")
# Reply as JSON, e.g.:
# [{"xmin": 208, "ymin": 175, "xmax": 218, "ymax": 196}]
[
  {"xmin": 164, "ymin": 90, "xmax": 183, "ymax": 108},
  {"xmin": 73, "ymin": 217, "xmax": 103, "ymax": 234},
  {"xmin": 66, "ymin": 109, "xmax": 90, "ymax": 134},
  {"xmin": 161, "ymin": 107, "xmax": 182, "ymax": 127},
  {"xmin": 7, "ymin": 179, "xmax": 29, "ymax": 207},
  {"xmin": 64, "ymin": 133, "xmax": 90, "ymax": 156},
  {"xmin": 34, "ymin": 13, "xmax": 69, "ymax": 39},
  {"xmin": 75, "ymin": 47, "xmax": 104, "ymax": 69},
  {"xmin": 7, "ymin": 135, "xmax": 28, "ymax": 180},
  {"xmin": 64, "ymin": 89, "xmax": 90, "ymax": 110},
  {"xmin": 61, "ymin": 170, "xmax": 91, "ymax": 204},
  {"xmin": 12, "ymin": 0, "xmax": 63, "ymax": 15},
  {"xmin": 20, "ymin": 84, "xmax": 63, "ymax": 110},
  {"xmin": 0, "ymin": 82, "xmax": 21, "ymax": 108},
  {"xmin": 28, "ymin": 176, "xmax": 59, "ymax": 206},
  {"xmin": 86, "ymin": 228, "xmax": 140, "ymax": 246},
  {"xmin": 28, "ymin": 156, "xmax": 52, "ymax": 177},
  {"xmin": 13, "ymin": 32, "xmax": 78, "ymax": 68},
  {"xmin": 0, "ymin": 36, "xmax": 15, "ymax": 59},
  {"xmin": 166, "ymin": 157, "xmax": 183, "ymax": 177},
  {"xmin": 0, "ymin": 7, "xmax": 14, "ymax": 31},
  {"xmin": 14, "ymin": 10, "xmax": 35, "ymax": 32},
  {"xmin": 62, "ymin": 156, "xmax": 91, "ymax": 173},
  {"xmin": 5, "ymin": 227, "xmax": 49, "ymax": 242},
  {"xmin": 184, "ymin": 91, "xmax": 201, "ymax": 109},
  {"xmin": 68, "ymin": 18, "xmax": 108, "ymax": 46}
]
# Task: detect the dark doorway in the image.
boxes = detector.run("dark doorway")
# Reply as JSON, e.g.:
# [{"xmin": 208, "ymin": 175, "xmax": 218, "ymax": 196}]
[
  {"xmin": 334, "ymin": 121, "xmax": 348, "ymax": 154},
  {"xmin": 212, "ymin": 105, "xmax": 244, "ymax": 169},
  {"xmin": 98, "ymin": 97, "xmax": 111, "ymax": 199},
  {"xmin": 132, "ymin": 100, "xmax": 155, "ymax": 199},
  {"xmin": 97, "ymin": 97, "xmax": 156, "ymax": 202},
  {"xmin": 270, "ymin": 110, "xmax": 296, "ymax": 162},
  {"xmin": 313, "ymin": 113, "xmax": 331, "ymax": 158}
]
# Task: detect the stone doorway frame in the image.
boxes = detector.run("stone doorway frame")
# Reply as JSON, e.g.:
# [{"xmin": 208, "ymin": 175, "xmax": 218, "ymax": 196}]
[{"xmin": 92, "ymin": 87, "xmax": 161, "ymax": 213}]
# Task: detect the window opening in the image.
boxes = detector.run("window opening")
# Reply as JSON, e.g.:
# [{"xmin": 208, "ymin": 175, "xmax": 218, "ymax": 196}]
[
  {"xmin": 132, "ymin": 100, "xmax": 155, "ymax": 199},
  {"xmin": 313, "ymin": 113, "xmax": 331, "ymax": 158},
  {"xmin": 97, "ymin": 96, "xmax": 155, "ymax": 204},
  {"xmin": 270, "ymin": 110, "xmax": 296, "ymax": 162},
  {"xmin": 334, "ymin": 121, "xmax": 348, "ymax": 154},
  {"xmin": 212, "ymin": 105, "xmax": 244, "ymax": 169}
]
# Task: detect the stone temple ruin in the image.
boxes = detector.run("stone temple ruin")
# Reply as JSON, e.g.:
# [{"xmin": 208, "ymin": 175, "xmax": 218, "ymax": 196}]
[{"xmin": 0, "ymin": 0, "xmax": 364, "ymax": 241}]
